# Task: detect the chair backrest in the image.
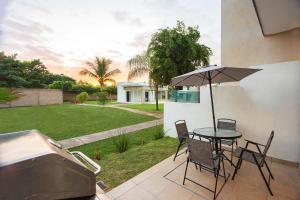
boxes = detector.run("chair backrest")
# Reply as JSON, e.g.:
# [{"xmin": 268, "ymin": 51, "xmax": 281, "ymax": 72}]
[
  {"xmin": 217, "ymin": 118, "xmax": 236, "ymax": 131},
  {"xmin": 262, "ymin": 131, "xmax": 274, "ymax": 160},
  {"xmin": 175, "ymin": 120, "xmax": 189, "ymax": 141},
  {"xmin": 187, "ymin": 138, "xmax": 214, "ymax": 168}
]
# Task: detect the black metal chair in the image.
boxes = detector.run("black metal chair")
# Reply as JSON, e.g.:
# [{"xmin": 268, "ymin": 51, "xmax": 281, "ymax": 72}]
[
  {"xmin": 232, "ymin": 131, "xmax": 275, "ymax": 195},
  {"xmin": 217, "ymin": 118, "xmax": 237, "ymax": 164},
  {"xmin": 173, "ymin": 120, "xmax": 193, "ymax": 161},
  {"xmin": 183, "ymin": 138, "xmax": 228, "ymax": 200}
]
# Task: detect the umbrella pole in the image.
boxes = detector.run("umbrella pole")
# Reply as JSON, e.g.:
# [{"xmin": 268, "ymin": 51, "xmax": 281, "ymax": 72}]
[{"xmin": 208, "ymin": 71, "xmax": 217, "ymax": 132}]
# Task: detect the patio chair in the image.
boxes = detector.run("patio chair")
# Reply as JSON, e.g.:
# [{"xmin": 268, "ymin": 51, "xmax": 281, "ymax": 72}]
[
  {"xmin": 232, "ymin": 131, "xmax": 275, "ymax": 195},
  {"xmin": 173, "ymin": 120, "xmax": 194, "ymax": 161},
  {"xmin": 217, "ymin": 118, "xmax": 237, "ymax": 164},
  {"xmin": 183, "ymin": 138, "xmax": 228, "ymax": 200}
]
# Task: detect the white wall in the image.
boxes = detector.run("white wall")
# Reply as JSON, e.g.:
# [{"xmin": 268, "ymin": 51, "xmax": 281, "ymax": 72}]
[
  {"xmin": 164, "ymin": 61, "xmax": 300, "ymax": 162},
  {"xmin": 117, "ymin": 84, "xmax": 126, "ymax": 103}
]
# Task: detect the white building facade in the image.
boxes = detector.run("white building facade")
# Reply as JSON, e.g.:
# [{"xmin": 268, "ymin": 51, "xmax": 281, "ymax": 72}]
[
  {"xmin": 117, "ymin": 82, "xmax": 169, "ymax": 103},
  {"xmin": 164, "ymin": 0, "xmax": 300, "ymax": 163}
]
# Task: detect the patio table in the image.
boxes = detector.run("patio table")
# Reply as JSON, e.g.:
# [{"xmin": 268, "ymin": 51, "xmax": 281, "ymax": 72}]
[{"xmin": 193, "ymin": 127, "xmax": 242, "ymax": 166}]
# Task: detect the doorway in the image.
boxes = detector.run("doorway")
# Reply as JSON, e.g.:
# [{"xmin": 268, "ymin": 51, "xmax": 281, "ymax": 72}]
[
  {"xmin": 126, "ymin": 91, "xmax": 131, "ymax": 102},
  {"xmin": 145, "ymin": 91, "xmax": 149, "ymax": 102}
]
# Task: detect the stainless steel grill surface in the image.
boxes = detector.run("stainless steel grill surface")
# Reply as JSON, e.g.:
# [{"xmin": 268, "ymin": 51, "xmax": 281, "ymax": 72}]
[{"xmin": 0, "ymin": 130, "xmax": 102, "ymax": 200}]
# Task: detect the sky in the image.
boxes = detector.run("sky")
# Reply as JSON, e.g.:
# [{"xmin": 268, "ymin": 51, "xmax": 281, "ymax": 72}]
[{"xmin": 0, "ymin": 0, "xmax": 221, "ymax": 84}]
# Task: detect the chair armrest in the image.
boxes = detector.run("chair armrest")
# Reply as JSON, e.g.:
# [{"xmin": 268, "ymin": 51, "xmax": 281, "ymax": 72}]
[{"xmin": 244, "ymin": 139, "xmax": 265, "ymax": 147}]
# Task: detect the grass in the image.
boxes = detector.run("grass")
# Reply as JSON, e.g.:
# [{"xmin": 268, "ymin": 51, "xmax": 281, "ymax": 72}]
[
  {"xmin": 71, "ymin": 125, "xmax": 178, "ymax": 191},
  {"xmin": 85, "ymin": 100, "xmax": 117, "ymax": 105},
  {"xmin": 121, "ymin": 103, "xmax": 164, "ymax": 113},
  {"xmin": 0, "ymin": 104, "xmax": 155, "ymax": 140}
]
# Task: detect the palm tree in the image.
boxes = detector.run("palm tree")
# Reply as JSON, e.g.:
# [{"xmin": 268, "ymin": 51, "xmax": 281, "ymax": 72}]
[
  {"xmin": 127, "ymin": 52, "xmax": 160, "ymax": 111},
  {"xmin": 79, "ymin": 57, "xmax": 121, "ymax": 88}
]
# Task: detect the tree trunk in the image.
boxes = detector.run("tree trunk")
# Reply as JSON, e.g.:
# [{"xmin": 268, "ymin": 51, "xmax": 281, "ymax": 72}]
[{"xmin": 155, "ymin": 84, "xmax": 159, "ymax": 111}]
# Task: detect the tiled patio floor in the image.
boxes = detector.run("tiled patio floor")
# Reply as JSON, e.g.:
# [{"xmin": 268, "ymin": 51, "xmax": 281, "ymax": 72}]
[{"xmin": 107, "ymin": 150, "xmax": 300, "ymax": 200}]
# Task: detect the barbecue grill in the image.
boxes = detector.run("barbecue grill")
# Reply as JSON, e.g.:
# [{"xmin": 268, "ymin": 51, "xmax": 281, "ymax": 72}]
[{"xmin": 0, "ymin": 130, "xmax": 110, "ymax": 200}]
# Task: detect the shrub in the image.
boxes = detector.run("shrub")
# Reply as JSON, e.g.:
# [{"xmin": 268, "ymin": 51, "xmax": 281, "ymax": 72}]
[
  {"xmin": 114, "ymin": 134, "xmax": 130, "ymax": 153},
  {"xmin": 95, "ymin": 91, "xmax": 108, "ymax": 106},
  {"xmin": 76, "ymin": 92, "xmax": 89, "ymax": 103},
  {"xmin": 48, "ymin": 80, "xmax": 73, "ymax": 91},
  {"xmin": 153, "ymin": 126, "xmax": 165, "ymax": 140},
  {"xmin": 95, "ymin": 150, "xmax": 102, "ymax": 160},
  {"xmin": 0, "ymin": 88, "xmax": 20, "ymax": 103}
]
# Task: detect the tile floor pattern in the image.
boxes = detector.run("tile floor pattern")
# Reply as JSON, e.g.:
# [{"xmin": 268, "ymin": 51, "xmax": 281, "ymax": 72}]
[{"xmin": 107, "ymin": 150, "xmax": 300, "ymax": 200}]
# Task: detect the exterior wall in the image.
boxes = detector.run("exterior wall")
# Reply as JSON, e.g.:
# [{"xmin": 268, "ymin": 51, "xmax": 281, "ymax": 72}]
[
  {"xmin": 164, "ymin": 61, "xmax": 300, "ymax": 162},
  {"xmin": 117, "ymin": 82, "xmax": 168, "ymax": 103},
  {"xmin": 0, "ymin": 89, "xmax": 63, "ymax": 108},
  {"xmin": 221, "ymin": 0, "xmax": 300, "ymax": 67}
]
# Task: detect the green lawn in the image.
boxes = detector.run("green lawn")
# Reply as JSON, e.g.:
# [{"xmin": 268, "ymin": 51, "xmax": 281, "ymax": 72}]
[
  {"xmin": 71, "ymin": 125, "xmax": 178, "ymax": 191},
  {"xmin": 121, "ymin": 103, "xmax": 164, "ymax": 113},
  {"xmin": 0, "ymin": 104, "xmax": 155, "ymax": 140},
  {"xmin": 85, "ymin": 100, "xmax": 117, "ymax": 105}
]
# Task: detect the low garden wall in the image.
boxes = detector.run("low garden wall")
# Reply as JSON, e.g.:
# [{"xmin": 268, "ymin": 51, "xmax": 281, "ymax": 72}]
[{"xmin": 0, "ymin": 88, "xmax": 63, "ymax": 108}]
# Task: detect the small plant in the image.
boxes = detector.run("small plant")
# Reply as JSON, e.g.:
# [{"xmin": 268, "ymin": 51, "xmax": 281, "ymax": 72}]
[
  {"xmin": 95, "ymin": 150, "xmax": 102, "ymax": 160},
  {"xmin": 76, "ymin": 92, "xmax": 89, "ymax": 103},
  {"xmin": 153, "ymin": 126, "xmax": 165, "ymax": 140},
  {"xmin": 95, "ymin": 91, "xmax": 108, "ymax": 106},
  {"xmin": 114, "ymin": 133, "xmax": 130, "ymax": 153},
  {"xmin": 140, "ymin": 138, "xmax": 145, "ymax": 146},
  {"xmin": 0, "ymin": 88, "xmax": 20, "ymax": 103}
]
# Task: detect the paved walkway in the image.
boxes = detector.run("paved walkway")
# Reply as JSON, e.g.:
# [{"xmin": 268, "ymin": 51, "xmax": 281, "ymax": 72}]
[
  {"xmin": 59, "ymin": 104, "xmax": 163, "ymax": 148},
  {"xmin": 60, "ymin": 119, "xmax": 163, "ymax": 148},
  {"xmin": 79, "ymin": 103, "xmax": 163, "ymax": 119}
]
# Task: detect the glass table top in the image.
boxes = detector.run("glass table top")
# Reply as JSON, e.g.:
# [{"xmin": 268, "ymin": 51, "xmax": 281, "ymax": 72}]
[{"xmin": 193, "ymin": 127, "xmax": 242, "ymax": 139}]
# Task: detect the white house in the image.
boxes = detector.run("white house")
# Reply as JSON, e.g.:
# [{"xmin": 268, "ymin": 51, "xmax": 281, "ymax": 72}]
[
  {"xmin": 117, "ymin": 82, "xmax": 169, "ymax": 103},
  {"xmin": 164, "ymin": 0, "xmax": 300, "ymax": 163}
]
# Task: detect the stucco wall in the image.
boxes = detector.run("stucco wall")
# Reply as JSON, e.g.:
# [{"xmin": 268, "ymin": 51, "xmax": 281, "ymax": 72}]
[
  {"xmin": 164, "ymin": 61, "xmax": 300, "ymax": 162},
  {"xmin": 0, "ymin": 89, "xmax": 63, "ymax": 108},
  {"xmin": 221, "ymin": 0, "xmax": 300, "ymax": 67}
]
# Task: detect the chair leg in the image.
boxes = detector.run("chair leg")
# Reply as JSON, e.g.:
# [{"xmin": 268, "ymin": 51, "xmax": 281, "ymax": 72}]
[
  {"xmin": 254, "ymin": 157, "xmax": 273, "ymax": 196},
  {"xmin": 183, "ymin": 158, "xmax": 189, "ymax": 185},
  {"xmin": 173, "ymin": 141, "xmax": 182, "ymax": 161},
  {"xmin": 213, "ymin": 168, "xmax": 220, "ymax": 200},
  {"xmin": 264, "ymin": 160, "xmax": 274, "ymax": 180},
  {"xmin": 232, "ymin": 158, "xmax": 242, "ymax": 180},
  {"xmin": 231, "ymin": 144, "xmax": 234, "ymax": 166},
  {"xmin": 222, "ymin": 157, "xmax": 226, "ymax": 182}
]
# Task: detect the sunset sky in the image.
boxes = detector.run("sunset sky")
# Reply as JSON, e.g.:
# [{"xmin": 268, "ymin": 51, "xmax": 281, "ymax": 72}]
[{"xmin": 0, "ymin": 0, "xmax": 221, "ymax": 84}]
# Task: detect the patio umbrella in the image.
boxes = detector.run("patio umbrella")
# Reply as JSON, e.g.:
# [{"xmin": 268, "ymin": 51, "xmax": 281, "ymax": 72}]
[{"xmin": 171, "ymin": 65, "xmax": 261, "ymax": 132}]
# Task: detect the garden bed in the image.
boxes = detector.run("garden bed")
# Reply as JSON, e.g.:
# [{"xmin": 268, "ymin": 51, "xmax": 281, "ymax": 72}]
[{"xmin": 70, "ymin": 125, "xmax": 178, "ymax": 191}]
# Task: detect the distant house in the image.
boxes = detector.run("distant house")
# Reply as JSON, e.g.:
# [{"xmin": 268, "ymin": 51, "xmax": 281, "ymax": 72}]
[{"xmin": 117, "ymin": 82, "xmax": 168, "ymax": 103}]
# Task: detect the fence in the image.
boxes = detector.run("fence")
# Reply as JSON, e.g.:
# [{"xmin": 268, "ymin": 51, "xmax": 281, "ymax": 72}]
[
  {"xmin": 169, "ymin": 90, "xmax": 200, "ymax": 103},
  {"xmin": 0, "ymin": 89, "xmax": 63, "ymax": 108}
]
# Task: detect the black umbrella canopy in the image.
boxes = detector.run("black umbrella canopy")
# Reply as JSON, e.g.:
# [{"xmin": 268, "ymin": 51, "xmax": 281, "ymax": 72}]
[
  {"xmin": 171, "ymin": 65, "xmax": 261, "ymax": 87},
  {"xmin": 171, "ymin": 65, "xmax": 261, "ymax": 133}
]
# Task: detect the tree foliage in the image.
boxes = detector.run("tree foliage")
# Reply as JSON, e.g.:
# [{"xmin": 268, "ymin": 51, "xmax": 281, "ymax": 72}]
[
  {"xmin": 147, "ymin": 21, "xmax": 212, "ymax": 85},
  {"xmin": 79, "ymin": 56, "xmax": 121, "ymax": 88},
  {"xmin": 0, "ymin": 52, "xmax": 75, "ymax": 88},
  {"xmin": 95, "ymin": 91, "xmax": 108, "ymax": 106}
]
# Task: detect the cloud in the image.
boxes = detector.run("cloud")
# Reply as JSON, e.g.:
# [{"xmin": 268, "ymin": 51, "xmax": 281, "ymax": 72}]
[
  {"xmin": 0, "ymin": 0, "xmax": 10, "ymax": 42},
  {"xmin": 5, "ymin": 18, "xmax": 53, "ymax": 35},
  {"xmin": 127, "ymin": 32, "xmax": 151, "ymax": 48},
  {"xmin": 112, "ymin": 10, "xmax": 143, "ymax": 26},
  {"xmin": 20, "ymin": 1, "xmax": 52, "ymax": 15}
]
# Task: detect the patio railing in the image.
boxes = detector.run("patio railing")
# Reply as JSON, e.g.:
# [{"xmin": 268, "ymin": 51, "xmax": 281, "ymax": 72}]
[{"xmin": 170, "ymin": 91, "xmax": 200, "ymax": 103}]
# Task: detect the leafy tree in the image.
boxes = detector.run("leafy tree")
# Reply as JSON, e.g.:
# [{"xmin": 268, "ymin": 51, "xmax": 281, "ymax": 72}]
[
  {"xmin": 127, "ymin": 52, "xmax": 160, "ymax": 111},
  {"xmin": 0, "ymin": 52, "xmax": 75, "ymax": 88},
  {"xmin": 79, "ymin": 57, "xmax": 121, "ymax": 88},
  {"xmin": 95, "ymin": 91, "xmax": 108, "ymax": 106},
  {"xmin": 71, "ymin": 83, "xmax": 100, "ymax": 94},
  {"xmin": 147, "ymin": 21, "xmax": 212, "ymax": 85}
]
